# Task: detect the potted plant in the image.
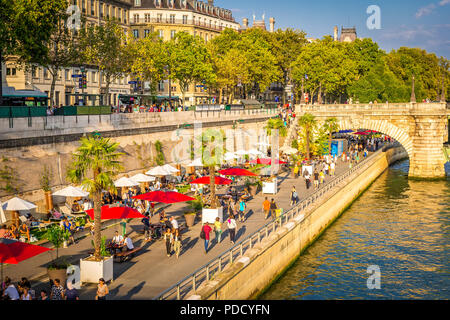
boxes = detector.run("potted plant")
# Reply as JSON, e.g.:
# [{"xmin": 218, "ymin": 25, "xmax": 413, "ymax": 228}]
[
  {"xmin": 45, "ymin": 225, "xmax": 71, "ymax": 285},
  {"xmin": 40, "ymin": 166, "xmax": 53, "ymax": 213},
  {"xmin": 67, "ymin": 135, "xmax": 123, "ymax": 284},
  {"xmin": 184, "ymin": 199, "xmax": 202, "ymax": 228},
  {"xmin": 245, "ymin": 178, "xmax": 261, "ymax": 196}
]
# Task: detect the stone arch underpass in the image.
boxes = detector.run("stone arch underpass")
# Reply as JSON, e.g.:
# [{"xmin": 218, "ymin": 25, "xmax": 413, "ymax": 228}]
[{"xmin": 298, "ymin": 102, "xmax": 449, "ymax": 179}]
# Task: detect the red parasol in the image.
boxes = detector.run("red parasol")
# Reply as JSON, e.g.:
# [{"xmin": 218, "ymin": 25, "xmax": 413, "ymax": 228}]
[
  {"xmin": 249, "ymin": 158, "xmax": 287, "ymax": 165},
  {"xmin": 85, "ymin": 206, "xmax": 145, "ymax": 220},
  {"xmin": 353, "ymin": 132, "xmax": 369, "ymax": 135},
  {"xmin": 190, "ymin": 176, "xmax": 233, "ymax": 185},
  {"xmin": 133, "ymin": 191, "xmax": 195, "ymax": 204},
  {"xmin": 219, "ymin": 168, "xmax": 258, "ymax": 176},
  {"xmin": 0, "ymin": 238, "xmax": 52, "ymax": 280},
  {"xmin": 363, "ymin": 130, "xmax": 378, "ymax": 133}
]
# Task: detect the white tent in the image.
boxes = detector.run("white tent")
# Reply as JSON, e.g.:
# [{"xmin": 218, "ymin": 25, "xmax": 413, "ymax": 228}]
[
  {"xmin": 280, "ymin": 146, "xmax": 298, "ymax": 155},
  {"xmin": 162, "ymin": 164, "xmax": 180, "ymax": 174},
  {"xmin": 224, "ymin": 152, "xmax": 238, "ymax": 161},
  {"xmin": 146, "ymin": 166, "xmax": 172, "ymax": 176},
  {"xmin": 53, "ymin": 186, "xmax": 89, "ymax": 198},
  {"xmin": 2, "ymin": 197, "xmax": 37, "ymax": 211},
  {"xmin": 130, "ymin": 173, "xmax": 156, "ymax": 183},
  {"xmin": 114, "ymin": 177, "xmax": 139, "ymax": 188},
  {"xmin": 247, "ymin": 149, "xmax": 264, "ymax": 156},
  {"xmin": 235, "ymin": 150, "xmax": 248, "ymax": 156}
]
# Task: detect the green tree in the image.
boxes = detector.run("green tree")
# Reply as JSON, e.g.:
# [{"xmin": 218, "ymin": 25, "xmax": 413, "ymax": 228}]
[
  {"xmin": 126, "ymin": 32, "xmax": 167, "ymax": 95},
  {"xmin": 67, "ymin": 136, "xmax": 123, "ymax": 261},
  {"xmin": 265, "ymin": 118, "xmax": 288, "ymax": 176},
  {"xmin": 323, "ymin": 118, "xmax": 340, "ymax": 155},
  {"xmin": 0, "ymin": 0, "xmax": 68, "ymax": 105},
  {"xmin": 167, "ymin": 32, "xmax": 215, "ymax": 104},
  {"xmin": 78, "ymin": 19, "xmax": 129, "ymax": 106},
  {"xmin": 297, "ymin": 113, "xmax": 318, "ymax": 161},
  {"xmin": 269, "ymin": 28, "xmax": 307, "ymax": 104}
]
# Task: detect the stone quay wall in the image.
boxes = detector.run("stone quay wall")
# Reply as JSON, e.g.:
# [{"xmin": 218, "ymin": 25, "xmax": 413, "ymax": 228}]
[{"xmin": 193, "ymin": 146, "xmax": 408, "ymax": 300}]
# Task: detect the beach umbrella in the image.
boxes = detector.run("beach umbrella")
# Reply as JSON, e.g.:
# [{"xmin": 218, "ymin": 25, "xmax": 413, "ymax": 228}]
[
  {"xmin": 162, "ymin": 164, "xmax": 179, "ymax": 174},
  {"xmin": 130, "ymin": 173, "xmax": 156, "ymax": 183},
  {"xmin": 247, "ymin": 149, "xmax": 264, "ymax": 156},
  {"xmin": 219, "ymin": 168, "xmax": 258, "ymax": 177},
  {"xmin": 146, "ymin": 166, "xmax": 172, "ymax": 176},
  {"xmin": 249, "ymin": 158, "xmax": 287, "ymax": 165},
  {"xmin": 0, "ymin": 238, "xmax": 52, "ymax": 282},
  {"xmin": 224, "ymin": 152, "xmax": 238, "ymax": 161},
  {"xmin": 0, "ymin": 202, "xmax": 6, "ymax": 224},
  {"xmin": 85, "ymin": 206, "xmax": 145, "ymax": 220},
  {"xmin": 363, "ymin": 130, "xmax": 378, "ymax": 134},
  {"xmin": 190, "ymin": 176, "xmax": 233, "ymax": 185},
  {"xmin": 114, "ymin": 177, "xmax": 139, "ymax": 188},
  {"xmin": 280, "ymin": 146, "xmax": 298, "ymax": 155},
  {"xmin": 52, "ymin": 186, "xmax": 89, "ymax": 198},
  {"xmin": 256, "ymin": 142, "xmax": 270, "ymax": 147},
  {"xmin": 133, "ymin": 191, "xmax": 195, "ymax": 204},
  {"xmin": 353, "ymin": 132, "xmax": 369, "ymax": 135},
  {"xmin": 2, "ymin": 197, "xmax": 37, "ymax": 212}
]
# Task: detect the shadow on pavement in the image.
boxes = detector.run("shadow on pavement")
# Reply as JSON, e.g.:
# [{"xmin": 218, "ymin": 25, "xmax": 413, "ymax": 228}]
[
  {"xmin": 123, "ymin": 281, "xmax": 146, "ymax": 300},
  {"xmin": 235, "ymin": 226, "xmax": 247, "ymax": 242}
]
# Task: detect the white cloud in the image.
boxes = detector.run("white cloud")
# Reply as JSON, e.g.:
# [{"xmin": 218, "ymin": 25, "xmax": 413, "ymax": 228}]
[
  {"xmin": 416, "ymin": 0, "xmax": 450, "ymax": 18},
  {"xmin": 416, "ymin": 3, "xmax": 436, "ymax": 18}
]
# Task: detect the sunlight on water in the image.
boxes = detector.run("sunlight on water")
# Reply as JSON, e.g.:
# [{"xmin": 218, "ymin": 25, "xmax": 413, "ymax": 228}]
[{"xmin": 261, "ymin": 160, "xmax": 450, "ymax": 300}]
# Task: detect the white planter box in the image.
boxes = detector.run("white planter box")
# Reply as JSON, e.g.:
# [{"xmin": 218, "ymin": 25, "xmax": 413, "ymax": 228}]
[
  {"xmin": 80, "ymin": 255, "xmax": 113, "ymax": 285},
  {"xmin": 263, "ymin": 179, "xmax": 278, "ymax": 194},
  {"xmin": 202, "ymin": 207, "xmax": 223, "ymax": 224}
]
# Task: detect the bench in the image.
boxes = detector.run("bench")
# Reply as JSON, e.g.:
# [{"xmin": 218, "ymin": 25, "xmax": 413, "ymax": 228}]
[{"xmin": 114, "ymin": 247, "xmax": 143, "ymax": 262}]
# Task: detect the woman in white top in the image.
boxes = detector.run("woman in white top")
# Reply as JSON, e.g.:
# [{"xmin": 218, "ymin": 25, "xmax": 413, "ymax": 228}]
[
  {"xmin": 21, "ymin": 287, "xmax": 32, "ymax": 300},
  {"xmin": 227, "ymin": 215, "xmax": 237, "ymax": 244}
]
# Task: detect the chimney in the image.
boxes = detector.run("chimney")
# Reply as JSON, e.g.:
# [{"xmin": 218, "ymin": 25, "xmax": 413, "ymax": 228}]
[
  {"xmin": 243, "ymin": 18, "xmax": 249, "ymax": 28},
  {"xmin": 208, "ymin": 0, "xmax": 214, "ymax": 5},
  {"xmin": 269, "ymin": 17, "xmax": 275, "ymax": 33},
  {"xmin": 333, "ymin": 26, "xmax": 338, "ymax": 41}
]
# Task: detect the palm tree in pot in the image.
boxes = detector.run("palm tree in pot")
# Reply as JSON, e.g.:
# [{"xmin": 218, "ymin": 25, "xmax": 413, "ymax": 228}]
[{"xmin": 67, "ymin": 135, "xmax": 123, "ymax": 261}]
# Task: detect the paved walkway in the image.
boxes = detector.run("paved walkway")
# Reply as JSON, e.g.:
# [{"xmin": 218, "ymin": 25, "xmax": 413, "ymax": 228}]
[{"xmin": 4, "ymin": 151, "xmax": 376, "ymax": 300}]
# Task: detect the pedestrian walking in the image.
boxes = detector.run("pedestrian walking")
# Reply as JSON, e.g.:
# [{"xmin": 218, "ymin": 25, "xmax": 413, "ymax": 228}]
[
  {"xmin": 164, "ymin": 228, "xmax": 173, "ymax": 257},
  {"xmin": 96, "ymin": 278, "xmax": 109, "ymax": 300},
  {"xmin": 313, "ymin": 169, "xmax": 319, "ymax": 189},
  {"xmin": 270, "ymin": 199, "xmax": 278, "ymax": 219},
  {"xmin": 238, "ymin": 198, "xmax": 247, "ymax": 222},
  {"xmin": 120, "ymin": 218, "xmax": 127, "ymax": 237},
  {"xmin": 200, "ymin": 223, "xmax": 212, "ymax": 254},
  {"xmin": 226, "ymin": 215, "xmax": 237, "ymax": 244},
  {"xmin": 330, "ymin": 161, "xmax": 335, "ymax": 176},
  {"xmin": 141, "ymin": 213, "xmax": 151, "ymax": 242},
  {"xmin": 214, "ymin": 217, "xmax": 222, "ymax": 244},
  {"xmin": 262, "ymin": 197, "xmax": 271, "ymax": 220},
  {"xmin": 65, "ymin": 282, "xmax": 79, "ymax": 300},
  {"xmin": 319, "ymin": 170, "xmax": 325, "ymax": 185},
  {"xmin": 304, "ymin": 170, "xmax": 311, "ymax": 189},
  {"xmin": 290, "ymin": 186, "xmax": 299, "ymax": 206},
  {"xmin": 173, "ymin": 228, "xmax": 182, "ymax": 259}
]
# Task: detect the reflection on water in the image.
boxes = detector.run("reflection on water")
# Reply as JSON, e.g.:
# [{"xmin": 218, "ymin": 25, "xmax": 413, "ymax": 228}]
[{"xmin": 261, "ymin": 160, "xmax": 450, "ymax": 300}]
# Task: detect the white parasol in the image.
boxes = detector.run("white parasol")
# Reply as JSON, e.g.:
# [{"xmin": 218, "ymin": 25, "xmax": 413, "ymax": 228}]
[
  {"xmin": 146, "ymin": 166, "xmax": 172, "ymax": 176},
  {"xmin": 162, "ymin": 164, "xmax": 180, "ymax": 174},
  {"xmin": 130, "ymin": 173, "xmax": 156, "ymax": 183},
  {"xmin": 114, "ymin": 177, "xmax": 139, "ymax": 188},
  {"xmin": 235, "ymin": 150, "xmax": 249, "ymax": 156},
  {"xmin": 224, "ymin": 152, "xmax": 239, "ymax": 161},
  {"xmin": 280, "ymin": 146, "xmax": 298, "ymax": 155},
  {"xmin": 2, "ymin": 197, "xmax": 37, "ymax": 211},
  {"xmin": 247, "ymin": 149, "xmax": 264, "ymax": 156},
  {"xmin": 53, "ymin": 186, "xmax": 89, "ymax": 197}
]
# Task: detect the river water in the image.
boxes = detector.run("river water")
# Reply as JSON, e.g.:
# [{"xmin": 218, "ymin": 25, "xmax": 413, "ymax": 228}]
[{"xmin": 261, "ymin": 160, "xmax": 450, "ymax": 300}]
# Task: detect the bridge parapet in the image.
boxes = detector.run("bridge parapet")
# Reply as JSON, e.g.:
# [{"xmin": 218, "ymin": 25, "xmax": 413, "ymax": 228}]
[{"xmin": 294, "ymin": 102, "xmax": 448, "ymax": 178}]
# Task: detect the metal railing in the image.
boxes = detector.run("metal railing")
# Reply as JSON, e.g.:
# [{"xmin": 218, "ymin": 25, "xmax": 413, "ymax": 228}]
[{"xmin": 155, "ymin": 143, "xmax": 396, "ymax": 300}]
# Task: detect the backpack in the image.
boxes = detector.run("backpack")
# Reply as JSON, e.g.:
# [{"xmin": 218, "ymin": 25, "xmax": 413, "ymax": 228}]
[{"xmin": 199, "ymin": 228, "xmax": 206, "ymax": 240}]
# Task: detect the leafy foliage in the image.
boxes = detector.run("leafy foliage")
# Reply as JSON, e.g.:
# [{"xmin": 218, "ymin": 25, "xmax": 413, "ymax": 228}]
[
  {"xmin": 46, "ymin": 225, "xmax": 70, "ymax": 262},
  {"xmin": 67, "ymin": 135, "xmax": 123, "ymax": 260},
  {"xmin": 40, "ymin": 166, "xmax": 52, "ymax": 192},
  {"xmin": 0, "ymin": 157, "xmax": 19, "ymax": 194}
]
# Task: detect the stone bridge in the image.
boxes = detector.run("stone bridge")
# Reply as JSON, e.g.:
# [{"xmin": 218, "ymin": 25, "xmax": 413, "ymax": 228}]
[{"xmin": 298, "ymin": 102, "xmax": 450, "ymax": 178}]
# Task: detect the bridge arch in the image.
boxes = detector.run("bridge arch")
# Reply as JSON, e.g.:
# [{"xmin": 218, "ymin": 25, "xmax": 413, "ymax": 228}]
[{"xmin": 334, "ymin": 118, "xmax": 413, "ymax": 160}]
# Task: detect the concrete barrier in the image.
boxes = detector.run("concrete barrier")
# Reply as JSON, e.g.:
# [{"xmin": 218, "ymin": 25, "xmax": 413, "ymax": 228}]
[{"xmin": 191, "ymin": 147, "xmax": 408, "ymax": 300}]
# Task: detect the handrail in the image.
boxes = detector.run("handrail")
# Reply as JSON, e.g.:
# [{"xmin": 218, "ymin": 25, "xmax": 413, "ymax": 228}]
[{"xmin": 154, "ymin": 143, "xmax": 396, "ymax": 300}]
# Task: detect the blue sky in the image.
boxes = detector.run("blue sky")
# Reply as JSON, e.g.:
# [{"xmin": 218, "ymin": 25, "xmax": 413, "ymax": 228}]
[{"xmin": 216, "ymin": 0, "xmax": 450, "ymax": 58}]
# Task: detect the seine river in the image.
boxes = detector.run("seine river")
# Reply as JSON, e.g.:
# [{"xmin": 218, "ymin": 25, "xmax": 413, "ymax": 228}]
[{"xmin": 261, "ymin": 160, "xmax": 450, "ymax": 300}]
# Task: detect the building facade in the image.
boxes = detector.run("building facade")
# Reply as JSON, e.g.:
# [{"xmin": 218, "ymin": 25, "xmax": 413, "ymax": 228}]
[
  {"xmin": 2, "ymin": 0, "xmax": 134, "ymax": 107},
  {"xmin": 129, "ymin": 0, "xmax": 240, "ymax": 106}
]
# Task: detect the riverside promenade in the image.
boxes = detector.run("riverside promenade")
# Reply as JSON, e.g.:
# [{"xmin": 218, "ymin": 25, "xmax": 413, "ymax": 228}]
[{"xmin": 4, "ymin": 150, "xmax": 379, "ymax": 300}]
